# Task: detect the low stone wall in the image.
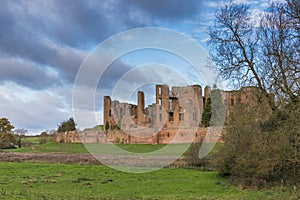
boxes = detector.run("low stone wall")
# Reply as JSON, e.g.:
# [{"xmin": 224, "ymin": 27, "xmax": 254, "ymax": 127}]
[
  {"xmin": 55, "ymin": 131, "xmax": 106, "ymax": 143},
  {"xmin": 55, "ymin": 127, "xmax": 223, "ymax": 144}
]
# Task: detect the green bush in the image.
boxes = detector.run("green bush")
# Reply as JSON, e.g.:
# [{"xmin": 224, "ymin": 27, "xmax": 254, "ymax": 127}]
[
  {"xmin": 21, "ymin": 141, "xmax": 33, "ymax": 147},
  {"xmin": 115, "ymin": 136, "xmax": 120, "ymax": 144},
  {"xmin": 39, "ymin": 137, "xmax": 49, "ymax": 144},
  {"xmin": 184, "ymin": 142, "xmax": 210, "ymax": 170},
  {"xmin": 216, "ymin": 100, "xmax": 300, "ymax": 188},
  {"xmin": 0, "ymin": 132, "xmax": 17, "ymax": 149}
]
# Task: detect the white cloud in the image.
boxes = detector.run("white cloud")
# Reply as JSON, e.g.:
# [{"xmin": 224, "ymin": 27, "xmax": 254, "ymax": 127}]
[
  {"xmin": 205, "ymin": 1, "xmax": 227, "ymax": 8},
  {"xmin": 0, "ymin": 82, "xmax": 72, "ymax": 135}
]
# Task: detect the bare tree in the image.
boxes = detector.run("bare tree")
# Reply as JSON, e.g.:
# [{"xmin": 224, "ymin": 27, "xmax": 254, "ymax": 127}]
[
  {"xmin": 260, "ymin": 1, "xmax": 300, "ymax": 103},
  {"xmin": 286, "ymin": 0, "xmax": 300, "ymax": 37},
  {"xmin": 208, "ymin": 0, "xmax": 299, "ymax": 106},
  {"xmin": 209, "ymin": 3, "xmax": 264, "ymax": 91}
]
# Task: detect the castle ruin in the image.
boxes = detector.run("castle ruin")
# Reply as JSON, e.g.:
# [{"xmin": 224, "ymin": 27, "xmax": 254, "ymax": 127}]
[
  {"xmin": 56, "ymin": 84, "xmax": 267, "ymax": 144},
  {"xmin": 103, "ymin": 84, "xmax": 261, "ymax": 130}
]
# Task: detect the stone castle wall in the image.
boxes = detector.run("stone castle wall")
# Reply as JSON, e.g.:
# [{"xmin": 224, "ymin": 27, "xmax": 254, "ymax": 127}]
[{"xmin": 55, "ymin": 127, "xmax": 222, "ymax": 144}]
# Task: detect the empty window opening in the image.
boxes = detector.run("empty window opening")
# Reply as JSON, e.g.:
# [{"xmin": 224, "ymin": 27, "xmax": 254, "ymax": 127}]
[
  {"xmin": 238, "ymin": 98, "xmax": 241, "ymax": 104},
  {"xmin": 179, "ymin": 113, "xmax": 184, "ymax": 121},
  {"xmin": 169, "ymin": 99, "xmax": 173, "ymax": 111}
]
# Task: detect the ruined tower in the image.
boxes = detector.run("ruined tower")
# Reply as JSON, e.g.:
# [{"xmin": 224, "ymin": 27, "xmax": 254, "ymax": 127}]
[
  {"xmin": 192, "ymin": 85, "xmax": 203, "ymax": 126},
  {"xmin": 156, "ymin": 85, "xmax": 169, "ymax": 111},
  {"xmin": 103, "ymin": 96, "xmax": 112, "ymax": 126},
  {"xmin": 137, "ymin": 91, "xmax": 145, "ymax": 122},
  {"xmin": 156, "ymin": 84, "xmax": 169, "ymax": 127},
  {"xmin": 171, "ymin": 85, "xmax": 203, "ymax": 127}
]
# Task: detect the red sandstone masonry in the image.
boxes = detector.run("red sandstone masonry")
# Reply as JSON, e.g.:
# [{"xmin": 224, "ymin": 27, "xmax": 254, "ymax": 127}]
[{"xmin": 55, "ymin": 127, "xmax": 223, "ymax": 145}]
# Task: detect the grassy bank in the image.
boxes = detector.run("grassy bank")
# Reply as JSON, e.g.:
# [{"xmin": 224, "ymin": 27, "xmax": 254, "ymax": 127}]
[
  {"xmin": 5, "ymin": 142, "xmax": 170, "ymax": 154},
  {"xmin": 0, "ymin": 162, "xmax": 296, "ymax": 200},
  {"xmin": 6, "ymin": 142, "xmax": 196, "ymax": 155},
  {"xmin": 4, "ymin": 140, "xmax": 223, "ymax": 156}
]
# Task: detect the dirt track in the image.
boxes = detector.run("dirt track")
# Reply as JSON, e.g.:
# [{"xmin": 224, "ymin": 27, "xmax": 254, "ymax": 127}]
[
  {"xmin": 0, "ymin": 152, "xmax": 101, "ymax": 165},
  {"xmin": 0, "ymin": 152, "xmax": 188, "ymax": 167}
]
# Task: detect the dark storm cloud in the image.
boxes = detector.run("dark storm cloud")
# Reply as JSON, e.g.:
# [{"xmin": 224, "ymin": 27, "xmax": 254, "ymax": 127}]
[
  {"xmin": 123, "ymin": 0, "xmax": 201, "ymax": 19},
  {"xmin": 0, "ymin": 58, "xmax": 59, "ymax": 90},
  {"xmin": 28, "ymin": 0, "xmax": 202, "ymax": 48},
  {"xmin": 29, "ymin": 0, "xmax": 112, "ymax": 48},
  {"xmin": 0, "ymin": 1, "xmax": 58, "ymax": 64},
  {"xmin": 0, "ymin": 0, "xmax": 203, "ymax": 90},
  {"xmin": 98, "ymin": 58, "xmax": 133, "ymax": 91}
]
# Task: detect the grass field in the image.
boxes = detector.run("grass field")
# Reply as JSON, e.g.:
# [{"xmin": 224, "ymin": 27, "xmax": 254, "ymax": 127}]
[
  {"xmin": 7, "ymin": 142, "xmax": 194, "ymax": 155},
  {"xmin": 5, "ymin": 142, "xmax": 90, "ymax": 154},
  {"xmin": 6, "ymin": 142, "xmax": 170, "ymax": 154},
  {"xmin": 20, "ymin": 136, "xmax": 41, "ymax": 145},
  {"xmin": 1, "ymin": 141, "xmax": 297, "ymax": 199},
  {"xmin": 0, "ymin": 162, "xmax": 296, "ymax": 200},
  {"xmin": 5, "ymin": 140, "xmax": 223, "ymax": 157}
]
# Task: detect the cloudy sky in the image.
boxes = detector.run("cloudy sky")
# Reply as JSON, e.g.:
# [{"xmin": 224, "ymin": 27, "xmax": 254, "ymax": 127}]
[{"xmin": 0, "ymin": 0, "xmax": 269, "ymax": 134}]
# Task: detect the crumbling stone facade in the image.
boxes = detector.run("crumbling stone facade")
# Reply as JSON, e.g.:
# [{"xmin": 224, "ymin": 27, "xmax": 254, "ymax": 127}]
[
  {"xmin": 103, "ymin": 84, "xmax": 268, "ymax": 140},
  {"xmin": 54, "ymin": 128, "xmax": 217, "ymax": 145},
  {"xmin": 104, "ymin": 84, "xmax": 210, "ymax": 131},
  {"xmin": 57, "ymin": 84, "xmax": 267, "ymax": 144}
]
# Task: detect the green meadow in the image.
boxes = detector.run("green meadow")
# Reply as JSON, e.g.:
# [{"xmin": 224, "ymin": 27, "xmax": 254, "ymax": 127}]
[
  {"xmin": 6, "ymin": 142, "xmax": 195, "ymax": 156},
  {"xmin": 0, "ymin": 162, "xmax": 296, "ymax": 200},
  {"xmin": 1, "ymin": 142, "xmax": 297, "ymax": 199},
  {"xmin": 6, "ymin": 142, "xmax": 168, "ymax": 154}
]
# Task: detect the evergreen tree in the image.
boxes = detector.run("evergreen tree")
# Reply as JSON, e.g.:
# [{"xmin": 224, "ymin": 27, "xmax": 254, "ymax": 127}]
[
  {"xmin": 210, "ymin": 89, "xmax": 226, "ymax": 126},
  {"xmin": 105, "ymin": 121, "xmax": 110, "ymax": 133},
  {"xmin": 201, "ymin": 89, "xmax": 226, "ymax": 127},
  {"xmin": 57, "ymin": 118, "xmax": 76, "ymax": 133},
  {"xmin": 201, "ymin": 97, "xmax": 211, "ymax": 127}
]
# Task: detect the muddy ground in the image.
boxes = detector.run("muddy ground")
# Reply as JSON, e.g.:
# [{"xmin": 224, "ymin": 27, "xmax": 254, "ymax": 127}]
[
  {"xmin": 0, "ymin": 152, "xmax": 101, "ymax": 165},
  {"xmin": 0, "ymin": 152, "xmax": 188, "ymax": 167}
]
